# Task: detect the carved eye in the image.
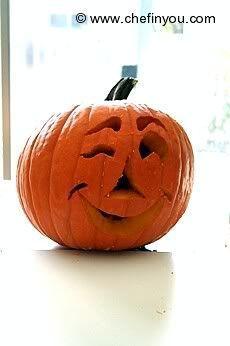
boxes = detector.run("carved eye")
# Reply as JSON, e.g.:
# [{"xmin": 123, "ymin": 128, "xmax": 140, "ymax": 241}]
[
  {"xmin": 139, "ymin": 141, "xmax": 152, "ymax": 159},
  {"xmin": 139, "ymin": 132, "xmax": 168, "ymax": 159},
  {"xmin": 136, "ymin": 116, "xmax": 166, "ymax": 131},
  {"xmin": 81, "ymin": 145, "xmax": 115, "ymax": 158},
  {"xmin": 86, "ymin": 117, "xmax": 121, "ymax": 135}
]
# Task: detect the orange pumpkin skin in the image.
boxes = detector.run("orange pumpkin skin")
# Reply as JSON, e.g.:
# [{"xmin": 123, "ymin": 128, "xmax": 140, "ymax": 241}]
[{"xmin": 17, "ymin": 79, "xmax": 194, "ymax": 250}]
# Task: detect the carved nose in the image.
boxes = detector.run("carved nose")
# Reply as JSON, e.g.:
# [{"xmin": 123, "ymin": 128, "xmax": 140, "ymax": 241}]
[
  {"xmin": 113, "ymin": 173, "xmax": 132, "ymax": 191},
  {"xmin": 110, "ymin": 155, "xmax": 144, "ymax": 197},
  {"xmin": 113, "ymin": 156, "xmax": 134, "ymax": 192}
]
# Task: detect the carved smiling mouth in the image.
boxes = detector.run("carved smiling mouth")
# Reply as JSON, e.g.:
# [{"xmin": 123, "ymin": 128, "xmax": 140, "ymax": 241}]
[
  {"xmin": 68, "ymin": 176, "xmax": 135, "ymax": 222},
  {"xmin": 81, "ymin": 194, "xmax": 166, "ymax": 236},
  {"xmin": 68, "ymin": 186, "xmax": 168, "ymax": 238},
  {"xmin": 68, "ymin": 174, "xmax": 172, "ymax": 228},
  {"xmin": 68, "ymin": 176, "xmax": 139, "ymax": 222},
  {"xmin": 98, "ymin": 209, "xmax": 126, "ymax": 221}
]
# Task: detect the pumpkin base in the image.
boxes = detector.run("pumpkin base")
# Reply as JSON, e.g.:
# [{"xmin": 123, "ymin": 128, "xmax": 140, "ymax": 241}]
[{"xmin": 128, "ymin": 246, "xmax": 156, "ymax": 252}]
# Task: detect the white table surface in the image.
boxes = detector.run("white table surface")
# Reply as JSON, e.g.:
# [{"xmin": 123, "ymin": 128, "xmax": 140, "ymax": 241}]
[
  {"xmin": 0, "ymin": 249, "xmax": 230, "ymax": 346},
  {"xmin": 0, "ymin": 178, "xmax": 230, "ymax": 346}
]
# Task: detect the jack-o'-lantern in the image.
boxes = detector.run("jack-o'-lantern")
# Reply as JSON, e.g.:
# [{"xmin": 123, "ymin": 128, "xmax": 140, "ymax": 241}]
[{"xmin": 17, "ymin": 78, "xmax": 194, "ymax": 250}]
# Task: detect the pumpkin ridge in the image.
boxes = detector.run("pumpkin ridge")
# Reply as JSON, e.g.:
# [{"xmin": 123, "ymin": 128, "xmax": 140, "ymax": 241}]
[
  {"xmin": 166, "ymin": 117, "xmax": 184, "ymax": 227},
  {"xmin": 78, "ymin": 185, "xmax": 98, "ymax": 249},
  {"xmin": 67, "ymin": 106, "xmax": 94, "ymax": 246},
  {"xmin": 28, "ymin": 143, "xmax": 44, "ymax": 232},
  {"xmin": 163, "ymin": 113, "xmax": 183, "ymax": 202},
  {"xmin": 149, "ymin": 113, "xmax": 183, "ymax": 241},
  {"xmin": 27, "ymin": 112, "xmax": 62, "ymax": 235},
  {"xmin": 147, "ymin": 107, "xmax": 179, "ymax": 208},
  {"xmin": 97, "ymin": 105, "xmax": 112, "ymax": 209},
  {"xmin": 158, "ymin": 118, "xmax": 187, "ymax": 237},
  {"xmin": 47, "ymin": 109, "xmax": 78, "ymax": 245},
  {"xmin": 121, "ymin": 103, "xmax": 135, "ymax": 221},
  {"xmin": 17, "ymin": 150, "xmax": 46, "ymax": 236},
  {"xmin": 171, "ymin": 121, "xmax": 194, "ymax": 225},
  {"xmin": 32, "ymin": 112, "xmax": 69, "ymax": 243},
  {"xmin": 128, "ymin": 226, "xmax": 150, "ymax": 249},
  {"xmin": 24, "ymin": 132, "xmax": 49, "ymax": 235},
  {"xmin": 29, "ymin": 113, "xmax": 68, "ymax": 245},
  {"xmin": 170, "ymin": 121, "xmax": 190, "ymax": 225},
  {"xmin": 16, "ymin": 137, "xmax": 31, "ymax": 220}
]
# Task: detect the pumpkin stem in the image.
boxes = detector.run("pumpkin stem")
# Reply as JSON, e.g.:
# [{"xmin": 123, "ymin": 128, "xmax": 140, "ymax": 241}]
[{"xmin": 105, "ymin": 77, "xmax": 138, "ymax": 101}]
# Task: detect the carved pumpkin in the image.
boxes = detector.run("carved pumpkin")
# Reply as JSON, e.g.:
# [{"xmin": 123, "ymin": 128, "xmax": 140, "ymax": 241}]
[{"xmin": 17, "ymin": 78, "xmax": 194, "ymax": 250}]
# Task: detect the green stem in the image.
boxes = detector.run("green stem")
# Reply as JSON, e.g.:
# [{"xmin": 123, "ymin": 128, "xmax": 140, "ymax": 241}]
[{"xmin": 105, "ymin": 77, "xmax": 138, "ymax": 101}]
